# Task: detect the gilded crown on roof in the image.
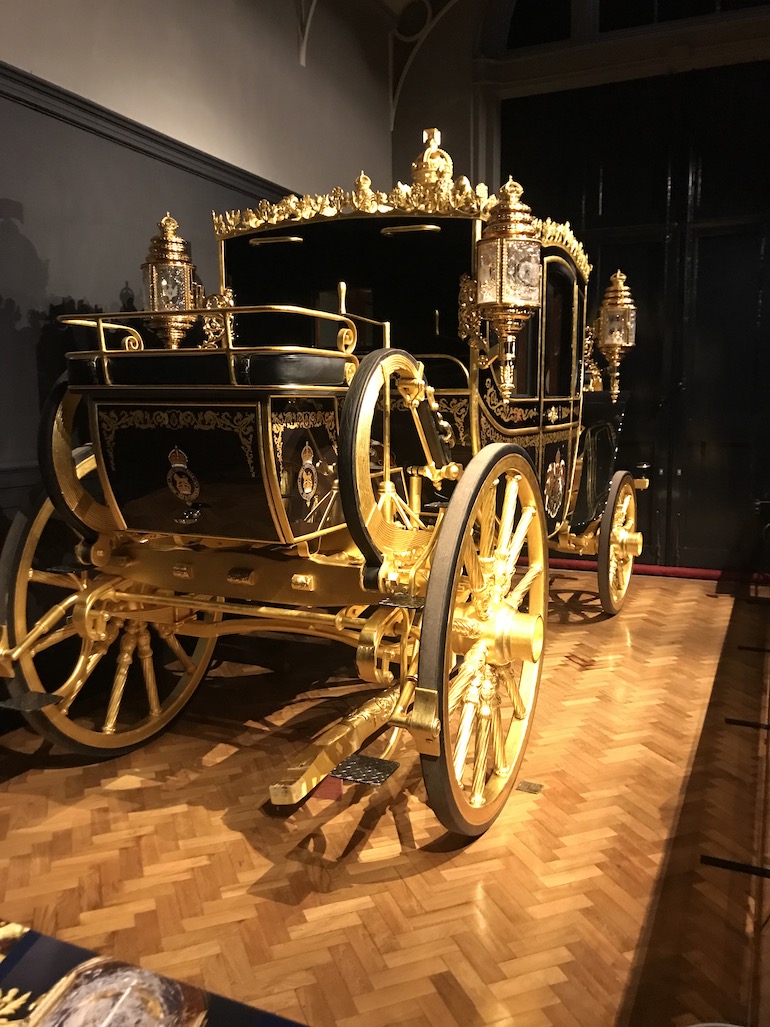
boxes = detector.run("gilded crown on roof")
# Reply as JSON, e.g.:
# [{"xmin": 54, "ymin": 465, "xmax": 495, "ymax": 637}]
[{"xmin": 411, "ymin": 128, "xmax": 453, "ymax": 186}]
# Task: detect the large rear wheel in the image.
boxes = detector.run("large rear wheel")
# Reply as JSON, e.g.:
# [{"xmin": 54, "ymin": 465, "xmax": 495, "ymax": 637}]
[
  {"xmin": 0, "ymin": 448, "xmax": 217, "ymax": 756},
  {"xmin": 420, "ymin": 444, "xmax": 548, "ymax": 836}
]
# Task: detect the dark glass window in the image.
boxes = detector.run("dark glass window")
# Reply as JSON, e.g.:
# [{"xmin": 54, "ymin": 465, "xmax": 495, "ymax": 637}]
[
  {"xmin": 507, "ymin": 0, "xmax": 571, "ymax": 48},
  {"xmin": 543, "ymin": 263, "xmax": 575, "ymax": 397}
]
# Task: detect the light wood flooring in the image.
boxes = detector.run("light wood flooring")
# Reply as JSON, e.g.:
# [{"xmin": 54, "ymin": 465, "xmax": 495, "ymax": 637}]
[{"xmin": 1, "ymin": 570, "xmax": 769, "ymax": 1026}]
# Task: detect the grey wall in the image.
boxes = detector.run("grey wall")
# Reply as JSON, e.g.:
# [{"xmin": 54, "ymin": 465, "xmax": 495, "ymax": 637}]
[
  {"xmin": 0, "ymin": 0, "xmax": 395, "ymax": 524},
  {"xmin": 0, "ymin": 72, "xmax": 286, "ymax": 520},
  {"xmin": 0, "ymin": 0, "xmax": 392, "ymax": 194}
]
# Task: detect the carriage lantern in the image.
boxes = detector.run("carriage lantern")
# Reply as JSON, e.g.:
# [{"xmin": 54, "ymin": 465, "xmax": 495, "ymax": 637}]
[
  {"xmin": 596, "ymin": 269, "xmax": 637, "ymax": 402},
  {"xmin": 141, "ymin": 213, "xmax": 201, "ymax": 349},
  {"xmin": 476, "ymin": 178, "xmax": 542, "ymax": 403}
]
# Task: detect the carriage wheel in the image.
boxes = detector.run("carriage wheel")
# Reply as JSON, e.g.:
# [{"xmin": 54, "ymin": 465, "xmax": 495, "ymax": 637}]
[
  {"xmin": 339, "ymin": 348, "xmax": 437, "ymax": 567},
  {"xmin": 420, "ymin": 444, "xmax": 548, "ymax": 836},
  {"xmin": 0, "ymin": 448, "xmax": 217, "ymax": 757},
  {"xmin": 597, "ymin": 470, "xmax": 641, "ymax": 616}
]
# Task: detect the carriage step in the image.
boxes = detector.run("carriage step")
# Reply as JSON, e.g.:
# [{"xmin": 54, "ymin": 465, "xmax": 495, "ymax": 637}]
[
  {"xmin": 331, "ymin": 753, "xmax": 399, "ymax": 787},
  {"xmin": 0, "ymin": 692, "xmax": 63, "ymax": 712},
  {"xmin": 380, "ymin": 594, "xmax": 425, "ymax": 610}
]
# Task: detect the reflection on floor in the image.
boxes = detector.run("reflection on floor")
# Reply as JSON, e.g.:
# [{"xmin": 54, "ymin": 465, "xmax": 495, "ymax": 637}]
[{"xmin": 0, "ymin": 571, "xmax": 768, "ymax": 1027}]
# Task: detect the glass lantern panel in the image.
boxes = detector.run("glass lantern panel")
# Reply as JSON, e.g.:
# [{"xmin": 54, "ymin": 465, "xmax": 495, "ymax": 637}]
[
  {"xmin": 476, "ymin": 240, "xmax": 500, "ymax": 306},
  {"xmin": 156, "ymin": 264, "xmax": 188, "ymax": 311},
  {"xmin": 502, "ymin": 239, "xmax": 541, "ymax": 308}
]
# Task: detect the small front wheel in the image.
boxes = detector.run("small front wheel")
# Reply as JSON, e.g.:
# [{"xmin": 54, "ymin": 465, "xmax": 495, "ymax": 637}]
[
  {"xmin": 420, "ymin": 444, "xmax": 548, "ymax": 836},
  {"xmin": 597, "ymin": 470, "xmax": 642, "ymax": 616}
]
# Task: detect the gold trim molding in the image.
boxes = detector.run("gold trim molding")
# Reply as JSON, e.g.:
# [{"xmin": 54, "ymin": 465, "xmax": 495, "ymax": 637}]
[
  {"xmin": 212, "ymin": 128, "xmax": 590, "ymax": 281},
  {"xmin": 536, "ymin": 217, "xmax": 591, "ymax": 281}
]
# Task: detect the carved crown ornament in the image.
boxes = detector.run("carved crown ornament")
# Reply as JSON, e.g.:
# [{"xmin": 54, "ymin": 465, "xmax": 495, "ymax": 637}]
[{"xmin": 211, "ymin": 128, "xmax": 591, "ymax": 280}]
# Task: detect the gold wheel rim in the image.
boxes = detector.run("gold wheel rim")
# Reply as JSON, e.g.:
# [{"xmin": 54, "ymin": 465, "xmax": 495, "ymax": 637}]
[
  {"xmin": 352, "ymin": 350, "xmax": 433, "ymax": 558},
  {"xmin": 11, "ymin": 456, "xmax": 215, "ymax": 751},
  {"xmin": 607, "ymin": 479, "xmax": 637, "ymax": 607},
  {"xmin": 444, "ymin": 455, "xmax": 546, "ymax": 813}
]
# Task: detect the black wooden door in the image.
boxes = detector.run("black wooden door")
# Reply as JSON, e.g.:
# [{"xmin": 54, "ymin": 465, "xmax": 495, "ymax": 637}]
[{"xmin": 501, "ymin": 61, "xmax": 770, "ymax": 570}]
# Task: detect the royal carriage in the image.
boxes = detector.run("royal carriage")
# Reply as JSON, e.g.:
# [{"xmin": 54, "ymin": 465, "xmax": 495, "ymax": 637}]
[{"xmin": 0, "ymin": 130, "xmax": 645, "ymax": 835}]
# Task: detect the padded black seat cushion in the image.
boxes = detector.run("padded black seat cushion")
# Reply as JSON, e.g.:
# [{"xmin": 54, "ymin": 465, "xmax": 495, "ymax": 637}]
[{"xmin": 67, "ymin": 347, "xmax": 353, "ymax": 389}]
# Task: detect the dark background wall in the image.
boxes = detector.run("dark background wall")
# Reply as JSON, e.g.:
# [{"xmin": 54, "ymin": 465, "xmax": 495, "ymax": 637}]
[
  {"xmin": 502, "ymin": 60, "xmax": 770, "ymax": 572},
  {"xmin": 0, "ymin": 64, "xmax": 286, "ymax": 531}
]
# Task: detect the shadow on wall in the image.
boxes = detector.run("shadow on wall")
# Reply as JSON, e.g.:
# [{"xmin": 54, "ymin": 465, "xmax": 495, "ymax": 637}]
[
  {"xmin": 0, "ymin": 199, "xmax": 103, "ymax": 520},
  {"xmin": 0, "ymin": 198, "xmax": 47, "ymax": 473}
]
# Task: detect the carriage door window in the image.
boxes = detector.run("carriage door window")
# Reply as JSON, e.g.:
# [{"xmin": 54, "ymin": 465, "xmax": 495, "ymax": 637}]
[{"xmin": 542, "ymin": 259, "xmax": 576, "ymax": 397}]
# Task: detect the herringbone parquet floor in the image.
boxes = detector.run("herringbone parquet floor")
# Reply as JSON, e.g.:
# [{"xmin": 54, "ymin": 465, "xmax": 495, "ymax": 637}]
[{"xmin": 1, "ymin": 570, "xmax": 768, "ymax": 1026}]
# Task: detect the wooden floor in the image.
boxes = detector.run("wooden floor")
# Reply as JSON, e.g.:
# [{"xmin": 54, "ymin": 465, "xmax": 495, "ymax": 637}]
[{"xmin": 1, "ymin": 570, "xmax": 769, "ymax": 1027}]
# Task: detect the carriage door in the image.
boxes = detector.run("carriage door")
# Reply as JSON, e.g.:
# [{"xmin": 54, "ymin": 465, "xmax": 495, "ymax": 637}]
[{"xmin": 540, "ymin": 254, "xmax": 581, "ymax": 536}]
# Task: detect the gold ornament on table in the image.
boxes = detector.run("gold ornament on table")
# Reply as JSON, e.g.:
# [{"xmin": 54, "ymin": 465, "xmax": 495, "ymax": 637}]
[
  {"xmin": 596, "ymin": 270, "xmax": 637, "ymax": 402},
  {"xmin": 141, "ymin": 213, "xmax": 202, "ymax": 349},
  {"xmin": 475, "ymin": 178, "xmax": 542, "ymax": 404}
]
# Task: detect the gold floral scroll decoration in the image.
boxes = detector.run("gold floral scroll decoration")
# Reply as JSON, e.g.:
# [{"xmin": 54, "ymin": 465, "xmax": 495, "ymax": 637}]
[
  {"xmin": 271, "ymin": 408, "xmax": 338, "ymax": 480},
  {"xmin": 98, "ymin": 409, "xmax": 256, "ymax": 476}
]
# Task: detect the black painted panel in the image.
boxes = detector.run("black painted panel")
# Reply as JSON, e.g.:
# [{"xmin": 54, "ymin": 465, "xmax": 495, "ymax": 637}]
[{"xmin": 94, "ymin": 401, "xmax": 278, "ymax": 542}]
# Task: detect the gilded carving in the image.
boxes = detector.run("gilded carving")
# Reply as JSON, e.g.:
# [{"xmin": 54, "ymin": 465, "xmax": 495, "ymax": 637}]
[
  {"xmin": 98, "ymin": 408, "xmax": 256, "ymax": 476},
  {"xmin": 212, "ymin": 128, "xmax": 495, "ymax": 240},
  {"xmin": 201, "ymin": 288, "xmax": 235, "ymax": 348},
  {"xmin": 271, "ymin": 408, "xmax": 338, "ymax": 480},
  {"xmin": 437, "ymin": 397, "xmax": 469, "ymax": 446},
  {"xmin": 482, "ymin": 379, "xmax": 538, "ymax": 425},
  {"xmin": 535, "ymin": 217, "xmax": 591, "ymax": 281},
  {"xmin": 458, "ymin": 274, "xmax": 482, "ymax": 349}
]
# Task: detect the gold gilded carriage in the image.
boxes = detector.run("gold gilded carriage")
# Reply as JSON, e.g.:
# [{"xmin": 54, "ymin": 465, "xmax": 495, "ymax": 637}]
[{"xmin": 0, "ymin": 130, "xmax": 645, "ymax": 836}]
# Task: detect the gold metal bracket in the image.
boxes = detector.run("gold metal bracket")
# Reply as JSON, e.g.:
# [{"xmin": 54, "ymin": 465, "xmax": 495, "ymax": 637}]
[{"xmin": 389, "ymin": 686, "xmax": 440, "ymax": 756}]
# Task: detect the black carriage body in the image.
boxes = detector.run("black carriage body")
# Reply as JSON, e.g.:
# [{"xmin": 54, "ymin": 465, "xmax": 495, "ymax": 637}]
[
  {"xmin": 54, "ymin": 206, "xmax": 626, "ymax": 554},
  {"xmin": 222, "ymin": 216, "xmax": 612, "ymax": 543},
  {"xmin": 65, "ymin": 349, "xmax": 351, "ymax": 546}
]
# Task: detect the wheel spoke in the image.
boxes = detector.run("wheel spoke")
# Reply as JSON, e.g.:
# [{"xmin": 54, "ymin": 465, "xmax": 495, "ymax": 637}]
[
  {"xmin": 453, "ymin": 684, "xmax": 479, "ymax": 784},
  {"xmin": 137, "ymin": 624, "xmax": 161, "ymax": 716},
  {"xmin": 155, "ymin": 624, "xmax": 196, "ymax": 674},
  {"xmin": 499, "ymin": 665, "xmax": 526, "ymax": 719},
  {"xmin": 506, "ymin": 504, "xmax": 535, "ymax": 568},
  {"xmin": 508, "ymin": 560, "xmax": 543, "ymax": 609},
  {"xmin": 489, "ymin": 694, "xmax": 508, "ymax": 775},
  {"xmin": 470, "ymin": 695, "xmax": 492, "ymax": 807},
  {"xmin": 496, "ymin": 472, "xmax": 520, "ymax": 554},
  {"xmin": 462, "ymin": 533, "xmax": 486, "ymax": 594},
  {"xmin": 29, "ymin": 569, "xmax": 84, "ymax": 590},
  {"xmin": 102, "ymin": 624, "xmax": 138, "ymax": 733},
  {"xmin": 30, "ymin": 623, "xmax": 79, "ymax": 656},
  {"xmin": 477, "ymin": 482, "xmax": 498, "ymax": 559},
  {"xmin": 447, "ymin": 641, "xmax": 486, "ymax": 711}
]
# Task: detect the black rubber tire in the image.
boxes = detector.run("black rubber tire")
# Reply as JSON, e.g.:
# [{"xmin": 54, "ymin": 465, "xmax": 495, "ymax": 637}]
[{"xmin": 420, "ymin": 443, "xmax": 548, "ymax": 836}]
